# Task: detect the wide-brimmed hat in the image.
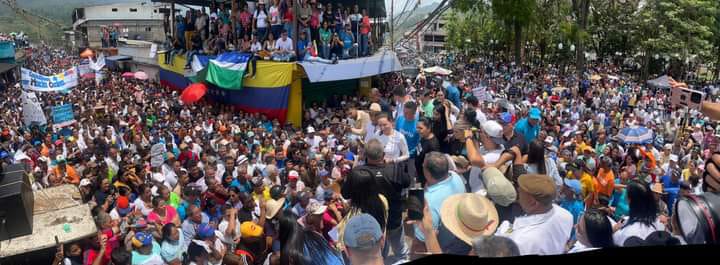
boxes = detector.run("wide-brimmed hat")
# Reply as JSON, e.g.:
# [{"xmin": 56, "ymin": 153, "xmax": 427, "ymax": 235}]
[
  {"xmin": 265, "ymin": 197, "xmax": 286, "ymax": 219},
  {"xmin": 440, "ymin": 193, "xmax": 499, "ymax": 245},
  {"xmin": 481, "ymin": 167, "xmax": 516, "ymax": 207}
]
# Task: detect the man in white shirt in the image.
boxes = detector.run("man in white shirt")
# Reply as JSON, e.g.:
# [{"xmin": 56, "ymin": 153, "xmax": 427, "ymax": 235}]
[
  {"xmin": 304, "ymin": 126, "xmax": 323, "ymax": 154},
  {"xmin": 495, "ymin": 174, "xmax": 573, "ymax": 255},
  {"xmin": 273, "ymin": 30, "xmax": 295, "ymax": 61}
]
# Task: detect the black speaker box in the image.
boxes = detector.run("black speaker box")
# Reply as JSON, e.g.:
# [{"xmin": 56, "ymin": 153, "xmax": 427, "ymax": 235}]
[{"xmin": 0, "ymin": 163, "xmax": 34, "ymax": 241}]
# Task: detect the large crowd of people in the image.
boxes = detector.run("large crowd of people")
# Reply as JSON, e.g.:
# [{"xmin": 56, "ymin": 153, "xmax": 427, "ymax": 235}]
[
  {"xmin": 167, "ymin": 0, "xmax": 376, "ymax": 64},
  {"xmin": 2, "ymin": 33, "xmax": 720, "ymax": 265}
]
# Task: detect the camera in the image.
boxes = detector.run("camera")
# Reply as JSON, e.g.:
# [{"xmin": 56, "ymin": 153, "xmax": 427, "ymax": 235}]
[{"xmin": 670, "ymin": 85, "xmax": 705, "ymax": 110}]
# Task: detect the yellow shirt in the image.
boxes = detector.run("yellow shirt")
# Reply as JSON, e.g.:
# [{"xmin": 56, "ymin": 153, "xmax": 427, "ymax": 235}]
[
  {"xmin": 579, "ymin": 172, "xmax": 595, "ymax": 200},
  {"xmin": 252, "ymin": 186, "xmax": 272, "ymax": 201},
  {"xmin": 682, "ymin": 168, "xmax": 692, "ymax": 182}
]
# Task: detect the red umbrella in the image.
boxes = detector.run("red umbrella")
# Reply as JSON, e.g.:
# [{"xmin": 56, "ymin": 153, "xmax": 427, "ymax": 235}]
[
  {"xmin": 180, "ymin": 83, "xmax": 208, "ymax": 104},
  {"xmin": 134, "ymin": 71, "xmax": 148, "ymax": 80},
  {"xmin": 122, "ymin": 72, "xmax": 135, "ymax": 78}
]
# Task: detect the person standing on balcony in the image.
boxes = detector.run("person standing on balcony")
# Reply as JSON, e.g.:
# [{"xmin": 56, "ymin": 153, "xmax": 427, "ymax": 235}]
[{"xmin": 359, "ymin": 9, "xmax": 370, "ymax": 57}]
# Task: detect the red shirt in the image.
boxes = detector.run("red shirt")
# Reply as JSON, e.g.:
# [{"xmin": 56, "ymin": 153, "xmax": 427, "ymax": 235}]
[
  {"xmin": 360, "ymin": 16, "xmax": 370, "ymax": 34},
  {"xmin": 239, "ymin": 11, "xmax": 252, "ymax": 28},
  {"xmin": 310, "ymin": 10, "xmax": 320, "ymax": 28},
  {"xmin": 284, "ymin": 9, "xmax": 294, "ymax": 22}
]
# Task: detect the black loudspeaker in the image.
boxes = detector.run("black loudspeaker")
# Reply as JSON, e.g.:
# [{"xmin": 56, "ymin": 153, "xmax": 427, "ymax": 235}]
[{"xmin": 0, "ymin": 163, "xmax": 34, "ymax": 241}]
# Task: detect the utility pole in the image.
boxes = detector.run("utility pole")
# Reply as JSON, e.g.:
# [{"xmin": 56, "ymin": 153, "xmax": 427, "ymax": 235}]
[{"xmin": 390, "ymin": 0, "xmax": 394, "ymax": 51}]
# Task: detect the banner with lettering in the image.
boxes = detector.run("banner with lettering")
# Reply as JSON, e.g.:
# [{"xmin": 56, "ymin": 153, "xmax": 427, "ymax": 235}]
[
  {"xmin": 51, "ymin": 104, "xmax": 76, "ymax": 128},
  {"xmin": 21, "ymin": 67, "xmax": 79, "ymax": 92},
  {"xmin": 21, "ymin": 91, "xmax": 47, "ymax": 126}
]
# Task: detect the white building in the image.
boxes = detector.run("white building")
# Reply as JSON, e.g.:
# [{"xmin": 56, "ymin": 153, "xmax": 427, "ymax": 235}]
[
  {"xmin": 417, "ymin": 18, "xmax": 447, "ymax": 53},
  {"xmin": 72, "ymin": 1, "xmax": 169, "ymax": 48}
]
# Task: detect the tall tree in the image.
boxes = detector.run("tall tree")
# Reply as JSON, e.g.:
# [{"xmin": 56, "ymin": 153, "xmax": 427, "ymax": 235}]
[
  {"xmin": 572, "ymin": 0, "xmax": 591, "ymax": 79},
  {"xmin": 491, "ymin": 0, "xmax": 537, "ymax": 65}
]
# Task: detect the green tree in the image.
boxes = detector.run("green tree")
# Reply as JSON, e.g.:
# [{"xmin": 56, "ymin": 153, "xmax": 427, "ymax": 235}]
[
  {"xmin": 637, "ymin": 0, "xmax": 717, "ymax": 79},
  {"xmin": 491, "ymin": 0, "xmax": 537, "ymax": 65}
]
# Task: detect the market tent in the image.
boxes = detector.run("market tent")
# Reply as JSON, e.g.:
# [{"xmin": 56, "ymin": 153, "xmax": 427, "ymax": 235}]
[{"xmin": 299, "ymin": 50, "xmax": 402, "ymax": 83}]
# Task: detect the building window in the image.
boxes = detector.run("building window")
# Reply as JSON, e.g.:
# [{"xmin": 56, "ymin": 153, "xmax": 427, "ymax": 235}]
[
  {"xmin": 146, "ymin": 27, "xmax": 152, "ymax": 32},
  {"xmin": 130, "ymin": 8, "xmax": 138, "ymax": 12},
  {"xmin": 111, "ymin": 8, "xmax": 118, "ymax": 12}
]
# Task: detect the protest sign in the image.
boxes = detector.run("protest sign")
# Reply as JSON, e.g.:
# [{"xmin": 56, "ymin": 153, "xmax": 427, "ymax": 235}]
[
  {"xmin": 51, "ymin": 104, "xmax": 76, "ymax": 128},
  {"xmin": 21, "ymin": 91, "xmax": 47, "ymax": 126},
  {"xmin": 21, "ymin": 67, "xmax": 79, "ymax": 92}
]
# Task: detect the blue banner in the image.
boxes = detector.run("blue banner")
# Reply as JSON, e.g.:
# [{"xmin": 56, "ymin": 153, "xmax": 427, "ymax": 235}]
[
  {"xmin": 21, "ymin": 67, "xmax": 79, "ymax": 92},
  {"xmin": 52, "ymin": 104, "xmax": 76, "ymax": 128}
]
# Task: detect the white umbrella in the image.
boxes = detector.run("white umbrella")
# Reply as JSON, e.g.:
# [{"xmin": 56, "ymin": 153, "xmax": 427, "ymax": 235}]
[{"xmin": 423, "ymin": 66, "xmax": 452, "ymax": 76}]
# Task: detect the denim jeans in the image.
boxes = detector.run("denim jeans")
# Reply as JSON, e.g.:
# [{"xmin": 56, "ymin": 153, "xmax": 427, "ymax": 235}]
[
  {"xmin": 303, "ymin": 54, "xmax": 333, "ymax": 64},
  {"xmin": 360, "ymin": 33, "xmax": 369, "ymax": 56},
  {"xmin": 382, "ymin": 225, "xmax": 409, "ymax": 263},
  {"xmin": 283, "ymin": 23, "xmax": 293, "ymax": 39},
  {"xmin": 321, "ymin": 43, "xmax": 330, "ymax": 59},
  {"xmin": 271, "ymin": 24, "xmax": 283, "ymax": 40},
  {"xmin": 257, "ymin": 27, "xmax": 267, "ymax": 42}
]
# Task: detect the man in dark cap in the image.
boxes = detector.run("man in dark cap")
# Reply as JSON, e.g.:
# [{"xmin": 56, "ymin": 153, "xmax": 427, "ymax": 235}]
[{"xmin": 495, "ymin": 174, "xmax": 573, "ymax": 255}]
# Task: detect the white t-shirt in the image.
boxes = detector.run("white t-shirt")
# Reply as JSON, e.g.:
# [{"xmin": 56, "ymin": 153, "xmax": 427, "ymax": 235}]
[
  {"xmin": 255, "ymin": 10, "xmax": 268, "ymax": 28},
  {"xmin": 376, "ymin": 130, "xmax": 409, "ymax": 162},
  {"xmin": 496, "ymin": 204, "xmax": 573, "ymax": 255},
  {"xmin": 269, "ymin": 6, "xmax": 281, "ymax": 25},
  {"xmin": 218, "ymin": 219, "xmax": 241, "ymax": 245},
  {"xmin": 305, "ymin": 135, "xmax": 323, "ymax": 153},
  {"xmin": 162, "ymin": 164, "xmax": 178, "ymax": 189},
  {"xmin": 251, "ymin": 41, "xmax": 263, "ymax": 52},
  {"xmin": 468, "ymin": 148, "xmax": 503, "ymax": 193},
  {"xmin": 613, "ymin": 219, "xmax": 666, "ymax": 246},
  {"xmin": 275, "ymin": 38, "xmax": 294, "ymax": 52},
  {"xmin": 133, "ymin": 198, "xmax": 153, "ymax": 216}
]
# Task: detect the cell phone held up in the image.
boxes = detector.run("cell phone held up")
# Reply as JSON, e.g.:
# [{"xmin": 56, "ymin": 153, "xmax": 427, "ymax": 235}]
[
  {"xmin": 407, "ymin": 188, "xmax": 425, "ymax": 221},
  {"xmin": 670, "ymin": 83, "xmax": 705, "ymax": 111}
]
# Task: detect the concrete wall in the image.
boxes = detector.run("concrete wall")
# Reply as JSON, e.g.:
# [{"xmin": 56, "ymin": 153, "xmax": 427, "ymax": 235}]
[
  {"xmin": 82, "ymin": 2, "xmax": 164, "ymax": 21},
  {"xmin": 84, "ymin": 20, "xmax": 164, "ymax": 48}
]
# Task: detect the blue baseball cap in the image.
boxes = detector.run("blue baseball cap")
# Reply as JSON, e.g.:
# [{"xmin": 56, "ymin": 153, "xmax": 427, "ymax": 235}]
[
  {"xmin": 499, "ymin": 112, "xmax": 513, "ymax": 125},
  {"xmin": 344, "ymin": 214, "xmax": 382, "ymax": 250},
  {"xmin": 132, "ymin": 232, "xmax": 153, "ymax": 247},
  {"xmin": 529, "ymin": 107, "xmax": 542, "ymax": 120},
  {"xmin": 197, "ymin": 223, "xmax": 216, "ymax": 239},
  {"xmin": 344, "ymin": 152, "xmax": 355, "ymax": 161},
  {"xmin": 563, "ymin": 178, "xmax": 582, "ymax": 195}
]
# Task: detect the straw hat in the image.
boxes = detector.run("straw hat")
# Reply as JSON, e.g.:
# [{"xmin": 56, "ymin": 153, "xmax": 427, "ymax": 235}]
[
  {"xmin": 265, "ymin": 197, "xmax": 286, "ymax": 219},
  {"xmin": 439, "ymin": 193, "xmax": 499, "ymax": 245}
]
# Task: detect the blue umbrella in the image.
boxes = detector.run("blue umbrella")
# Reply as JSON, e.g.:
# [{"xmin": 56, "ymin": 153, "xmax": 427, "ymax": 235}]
[{"xmin": 618, "ymin": 126, "xmax": 654, "ymax": 145}]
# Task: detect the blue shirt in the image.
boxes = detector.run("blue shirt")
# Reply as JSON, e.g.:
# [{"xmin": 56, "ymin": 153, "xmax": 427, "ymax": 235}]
[
  {"xmin": 297, "ymin": 39, "xmax": 309, "ymax": 53},
  {"xmin": 395, "ymin": 115, "xmax": 419, "ymax": 157},
  {"xmin": 302, "ymin": 241, "xmax": 345, "ymax": 265},
  {"xmin": 415, "ymin": 172, "xmax": 466, "ymax": 242},
  {"xmin": 610, "ymin": 178, "xmax": 630, "ymax": 219},
  {"xmin": 661, "ymin": 175, "xmax": 681, "ymax": 214},
  {"xmin": 446, "ymin": 85, "xmax": 461, "ymax": 109},
  {"xmin": 131, "ymin": 241, "xmax": 161, "ymax": 265},
  {"xmin": 177, "ymin": 198, "xmax": 201, "ymax": 221},
  {"xmin": 514, "ymin": 118, "xmax": 540, "ymax": 144},
  {"xmin": 560, "ymin": 199, "xmax": 585, "ymax": 240},
  {"xmin": 341, "ymin": 31, "xmax": 353, "ymax": 48},
  {"xmin": 231, "ymin": 179, "xmax": 252, "ymax": 194}
]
